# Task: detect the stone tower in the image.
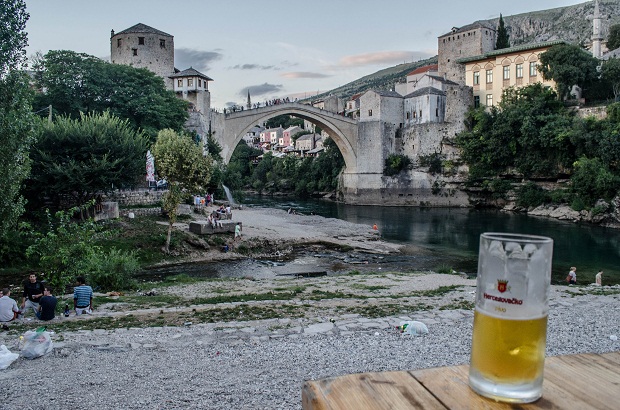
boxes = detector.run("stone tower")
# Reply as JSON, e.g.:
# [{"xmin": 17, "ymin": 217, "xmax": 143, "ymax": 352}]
[
  {"xmin": 110, "ymin": 23, "xmax": 175, "ymax": 89},
  {"xmin": 592, "ymin": 0, "xmax": 603, "ymax": 58},
  {"xmin": 438, "ymin": 22, "xmax": 496, "ymax": 84}
]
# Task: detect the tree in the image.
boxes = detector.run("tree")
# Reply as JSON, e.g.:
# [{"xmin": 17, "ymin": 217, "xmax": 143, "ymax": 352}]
[
  {"xmin": 32, "ymin": 50, "xmax": 188, "ymax": 139},
  {"xmin": 607, "ymin": 24, "xmax": 620, "ymax": 51},
  {"xmin": 601, "ymin": 58, "xmax": 620, "ymax": 101},
  {"xmin": 27, "ymin": 112, "xmax": 150, "ymax": 213},
  {"xmin": 496, "ymin": 14, "xmax": 510, "ymax": 50},
  {"xmin": 0, "ymin": 0, "xmax": 36, "ymax": 251},
  {"xmin": 538, "ymin": 44, "xmax": 599, "ymax": 100},
  {"xmin": 151, "ymin": 129, "xmax": 213, "ymax": 253}
]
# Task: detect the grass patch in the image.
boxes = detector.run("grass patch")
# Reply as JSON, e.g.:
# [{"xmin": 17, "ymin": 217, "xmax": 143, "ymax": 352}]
[{"xmin": 350, "ymin": 284, "xmax": 390, "ymax": 292}]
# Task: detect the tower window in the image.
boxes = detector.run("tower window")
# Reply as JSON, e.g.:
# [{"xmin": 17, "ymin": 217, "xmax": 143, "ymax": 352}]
[
  {"xmin": 160, "ymin": 39, "xmax": 166, "ymax": 48},
  {"xmin": 117, "ymin": 38, "xmax": 122, "ymax": 48},
  {"xmin": 138, "ymin": 37, "xmax": 145, "ymax": 45},
  {"xmin": 198, "ymin": 79, "xmax": 202, "ymax": 87},
  {"xmin": 132, "ymin": 48, "xmax": 137, "ymax": 56},
  {"xmin": 187, "ymin": 78, "xmax": 193, "ymax": 87},
  {"xmin": 177, "ymin": 79, "xmax": 183, "ymax": 87},
  {"xmin": 368, "ymin": 109, "xmax": 372, "ymax": 116}
]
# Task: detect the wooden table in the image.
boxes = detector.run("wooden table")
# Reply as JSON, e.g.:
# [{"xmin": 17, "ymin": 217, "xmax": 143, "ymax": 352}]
[{"xmin": 302, "ymin": 351, "xmax": 620, "ymax": 409}]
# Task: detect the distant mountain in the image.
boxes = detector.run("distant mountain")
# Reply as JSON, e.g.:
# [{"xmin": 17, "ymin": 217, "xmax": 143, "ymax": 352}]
[{"xmin": 314, "ymin": 1, "xmax": 619, "ymax": 102}]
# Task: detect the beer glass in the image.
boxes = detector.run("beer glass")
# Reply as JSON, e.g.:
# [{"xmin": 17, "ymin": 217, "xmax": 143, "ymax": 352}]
[{"xmin": 469, "ymin": 233, "xmax": 553, "ymax": 403}]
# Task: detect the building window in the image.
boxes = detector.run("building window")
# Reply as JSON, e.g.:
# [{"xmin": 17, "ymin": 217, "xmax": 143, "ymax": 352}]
[
  {"xmin": 198, "ymin": 79, "xmax": 202, "ymax": 87},
  {"xmin": 486, "ymin": 69, "xmax": 493, "ymax": 83},
  {"xmin": 117, "ymin": 38, "xmax": 122, "ymax": 48},
  {"xmin": 436, "ymin": 108, "xmax": 439, "ymax": 117},
  {"xmin": 368, "ymin": 109, "xmax": 372, "ymax": 116},
  {"xmin": 474, "ymin": 96, "xmax": 480, "ymax": 108},
  {"xmin": 473, "ymin": 71, "xmax": 480, "ymax": 85},
  {"xmin": 160, "ymin": 39, "xmax": 166, "ymax": 48},
  {"xmin": 530, "ymin": 62, "xmax": 537, "ymax": 76},
  {"xmin": 132, "ymin": 48, "xmax": 137, "ymax": 56},
  {"xmin": 187, "ymin": 78, "xmax": 193, "ymax": 87},
  {"xmin": 516, "ymin": 63, "xmax": 523, "ymax": 78},
  {"xmin": 486, "ymin": 94, "xmax": 493, "ymax": 106},
  {"xmin": 503, "ymin": 66, "xmax": 510, "ymax": 80},
  {"xmin": 419, "ymin": 110, "xmax": 422, "ymax": 117},
  {"xmin": 406, "ymin": 112, "xmax": 410, "ymax": 120},
  {"xmin": 177, "ymin": 79, "xmax": 183, "ymax": 87},
  {"xmin": 138, "ymin": 37, "xmax": 145, "ymax": 45}
]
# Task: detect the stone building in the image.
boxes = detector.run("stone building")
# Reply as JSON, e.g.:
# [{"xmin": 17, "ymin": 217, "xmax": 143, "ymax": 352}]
[
  {"xmin": 170, "ymin": 67, "xmax": 213, "ymax": 114},
  {"xmin": 110, "ymin": 23, "xmax": 175, "ymax": 89},
  {"xmin": 359, "ymin": 90, "xmax": 403, "ymax": 127},
  {"xmin": 395, "ymin": 64, "xmax": 438, "ymax": 95},
  {"xmin": 458, "ymin": 40, "xmax": 561, "ymax": 107},
  {"xmin": 438, "ymin": 22, "xmax": 496, "ymax": 84}
]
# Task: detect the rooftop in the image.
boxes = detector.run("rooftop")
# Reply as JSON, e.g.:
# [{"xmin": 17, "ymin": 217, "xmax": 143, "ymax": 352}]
[
  {"xmin": 169, "ymin": 67, "xmax": 213, "ymax": 81},
  {"xmin": 114, "ymin": 23, "xmax": 172, "ymax": 38},
  {"xmin": 406, "ymin": 64, "xmax": 438, "ymax": 77},
  {"xmin": 457, "ymin": 40, "xmax": 567, "ymax": 64},
  {"xmin": 404, "ymin": 87, "xmax": 446, "ymax": 98}
]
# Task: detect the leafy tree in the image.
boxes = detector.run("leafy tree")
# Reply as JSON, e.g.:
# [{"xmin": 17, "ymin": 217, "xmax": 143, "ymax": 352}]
[
  {"xmin": 27, "ymin": 112, "xmax": 150, "ymax": 214},
  {"xmin": 265, "ymin": 114, "xmax": 304, "ymax": 129},
  {"xmin": 206, "ymin": 134, "xmax": 223, "ymax": 161},
  {"xmin": 495, "ymin": 14, "xmax": 510, "ymax": 50},
  {"xmin": 607, "ymin": 24, "xmax": 620, "ymax": 51},
  {"xmin": 601, "ymin": 58, "xmax": 620, "ymax": 101},
  {"xmin": 32, "ymin": 50, "xmax": 188, "ymax": 139},
  {"xmin": 151, "ymin": 129, "xmax": 213, "ymax": 253},
  {"xmin": 384, "ymin": 154, "xmax": 412, "ymax": 176},
  {"xmin": 538, "ymin": 44, "xmax": 599, "ymax": 100},
  {"xmin": 0, "ymin": 0, "xmax": 36, "ymax": 252},
  {"xmin": 570, "ymin": 157, "xmax": 619, "ymax": 207}
]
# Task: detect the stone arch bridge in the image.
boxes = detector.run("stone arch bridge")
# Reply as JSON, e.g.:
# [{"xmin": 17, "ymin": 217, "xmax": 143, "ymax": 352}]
[{"xmin": 218, "ymin": 102, "xmax": 361, "ymax": 172}]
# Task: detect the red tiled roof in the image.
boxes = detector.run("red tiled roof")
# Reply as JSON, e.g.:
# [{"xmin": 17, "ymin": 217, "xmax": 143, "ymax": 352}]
[{"xmin": 406, "ymin": 64, "xmax": 438, "ymax": 77}]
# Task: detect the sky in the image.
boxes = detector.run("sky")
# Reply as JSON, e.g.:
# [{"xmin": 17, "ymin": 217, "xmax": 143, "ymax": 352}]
[{"xmin": 24, "ymin": 0, "xmax": 587, "ymax": 109}]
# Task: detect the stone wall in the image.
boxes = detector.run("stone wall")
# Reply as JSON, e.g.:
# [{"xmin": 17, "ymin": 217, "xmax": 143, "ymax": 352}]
[
  {"xmin": 575, "ymin": 106, "xmax": 607, "ymax": 120},
  {"xmin": 105, "ymin": 190, "xmax": 165, "ymax": 206},
  {"xmin": 438, "ymin": 25, "xmax": 496, "ymax": 84}
]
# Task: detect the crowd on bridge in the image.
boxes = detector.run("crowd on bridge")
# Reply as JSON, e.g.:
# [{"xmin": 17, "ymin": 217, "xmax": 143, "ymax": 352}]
[{"xmin": 223, "ymin": 97, "xmax": 297, "ymax": 114}]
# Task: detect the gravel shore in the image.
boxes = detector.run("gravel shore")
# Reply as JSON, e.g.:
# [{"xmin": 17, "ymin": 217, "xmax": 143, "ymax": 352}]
[{"xmin": 0, "ymin": 208, "xmax": 618, "ymax": 409}]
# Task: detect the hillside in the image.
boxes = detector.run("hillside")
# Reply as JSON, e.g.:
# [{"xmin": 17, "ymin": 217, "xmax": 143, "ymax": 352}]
[{"xmin": 314, "ymin": 1, "xmax": 619, "ymax": 102}]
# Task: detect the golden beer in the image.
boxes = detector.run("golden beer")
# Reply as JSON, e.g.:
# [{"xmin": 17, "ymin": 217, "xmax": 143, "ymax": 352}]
[{"xmin": 470, "ymin": 310, "xmax": 547, "ymax": 383}]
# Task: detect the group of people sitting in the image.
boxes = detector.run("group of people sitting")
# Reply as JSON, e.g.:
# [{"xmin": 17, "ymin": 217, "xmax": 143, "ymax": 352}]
[
  {"xmin": 206, "ymin": 205, "xmax": 232, "ymax": 228},
  {"xmin": 0, "ymin": 273, "xmax": 94, "ymax": 329}
]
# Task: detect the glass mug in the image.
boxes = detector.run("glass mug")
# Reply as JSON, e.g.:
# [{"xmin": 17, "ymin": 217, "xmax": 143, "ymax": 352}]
[{"xmin": 469, "ymin": 233, "xmax": 553, "ymax": 403}]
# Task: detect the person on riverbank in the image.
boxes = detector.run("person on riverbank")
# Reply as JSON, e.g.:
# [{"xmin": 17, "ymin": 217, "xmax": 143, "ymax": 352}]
[
  {"xmin": 595, "ymin": 270, "xmax": 603, "ymax": 286},
  {"xmin": 235, "ymin": 223, "xmax": 242, "ymax": 242},
  {"xmin": 22, "ymin": 273, "xmax": 44, "ymax": 318},
  {"xmin": 372, "ymin": 223, "xmax": 378, "ymax": 231},
  {"xmin": 73, "ymin": 277, "xmax": 93, "ymax": 315},
  {"xmin": 0, "ymin": 288, "xmax": 19, "ymax": 325},
  {"xmin": 36, "ymin": 286, "xmax": 57, "ymax": 321},
  {"xmin": 567, "ymin": 267, "xmax": 577, "ymax": 285}
]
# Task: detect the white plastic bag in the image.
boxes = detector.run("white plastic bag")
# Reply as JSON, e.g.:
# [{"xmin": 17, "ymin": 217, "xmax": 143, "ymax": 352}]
[
  {"xmin": 398, "ymin": 321, "xmax": 429, "ymax": 336},
  {"xmin": 0, "ymin": 344, "xmax": 19, "ymax": 369},
  {"xmin": 21, "ymin": 330, "xmax": 53, "ymax": 359}
]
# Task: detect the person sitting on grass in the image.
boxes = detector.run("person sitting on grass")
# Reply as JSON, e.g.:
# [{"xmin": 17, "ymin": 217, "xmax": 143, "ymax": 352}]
[
  {"xmin": 0, "ymin": 288, "xmax": 19, "ymax": 329},
  {"xmin": 73, "ymin": 276, "xmax": 93, "ymax": 315},
  {"xmin": 36, "ymin": 286, "xmax": 57, "ymax": 321}
]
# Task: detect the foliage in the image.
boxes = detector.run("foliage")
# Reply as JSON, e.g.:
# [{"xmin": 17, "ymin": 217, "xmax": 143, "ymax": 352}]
[
  {"xmin": 265, "ymin": 115, "xmax": 304, "ymax": 129},
  {"xmin": 26, "ymin": 112, "xmax": 150, "ymax": 213},
  {"xmin": 205, "ymin": 134, "xmax": 223, "ymax": 162},
  {"xmin": 570, "ymin": 157, "xmax": 619, "ymax": 208},
  {"xmin": 83, "ymin": 248, "xmax": 139, "ymax": 291},
  {"xmin": 0, "ymin": 0, "xmax": 36, "ymax": 256},
  {"xmin": 384, "ymin": 154, "xmax": 411, "ymax": 176},
  {"xmin": 483, "ymin": 178, "xmax": 513, "ymax": 200},
  {"xmin": 151, "ymin": 129, "xmax": 213, "ymax": 252},
  {"xmin": 32, "ymin": 50, "xmax": 188, "ymax": 139},
  {"xmin": 222, "ymin": 140, "xmax": 261, "ymax": 190},
  {"xmin": 495, "ymin": 14, "xmax": 510, "ymax": 50},
  {"xmin": 538, "ymin": 44, "xmax": 599, "ymax": 100},
  {"xmin": 607, "ymin": 24, "xmax": 620, "ymax": 51},
  {"xmin": 26, "ymin": 206, "xmax": 104, "ymax": 290},
  {"xmin": 292, "ymin": 130, "xmax": 312, "ymax": 143},
  {"xmin": 601, "ymin": 58, "xmax": 620, "ymax": 101},
  {"xmin": 516, "ymin": 182, "xmax": 549, "ymax": 208},
  {"xmin": 419, "ymin": 153, "xmax": 443, "ymax": 175},
  {"xmin": 456, "ymin": 84, "xmax": 577, "ymax": 179}
]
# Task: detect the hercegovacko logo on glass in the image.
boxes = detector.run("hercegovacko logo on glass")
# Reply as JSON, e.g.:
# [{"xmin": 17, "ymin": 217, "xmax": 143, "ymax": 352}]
[{"xmin": 483, "ymin": 279, "xmax": 524, "ymax": 305}]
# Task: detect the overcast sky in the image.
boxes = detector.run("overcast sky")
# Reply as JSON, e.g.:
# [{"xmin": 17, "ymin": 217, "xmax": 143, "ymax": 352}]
[{"xmin": 25, "ymin": 0, "xmax": 587, "ymax": 108}]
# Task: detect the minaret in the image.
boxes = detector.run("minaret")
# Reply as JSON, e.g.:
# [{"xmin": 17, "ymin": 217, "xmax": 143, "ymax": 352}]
[
  {"xmin": 246, "ymin": 90, "xmax": 252, "ymax": 110},
  {"xmin": 592, "ymin": 0, "xmax": 603, "ymax": 58}
]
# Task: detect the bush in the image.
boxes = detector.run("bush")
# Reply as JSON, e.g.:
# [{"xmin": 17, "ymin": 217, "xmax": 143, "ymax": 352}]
[
  {"xmin": 384, "ymin": 154, "xmax": 411, "ymax": 176},
  {"xmin": 549, "ymin": 189, "xmax": 570, "ymax": 204},
  {"xmin": 84, "ymin": 248, "xmax": 139, "ymax": 291},
  {"xmin": 516, "ymin": 182, "xmax": 548, "ymax": 208},
  {"xmin": 419, "ymin": 153, "xmax": 443, "ymax": 174},
  {"xmin": 484, "ymin": 178, "xmax": 512, "ymax": 200},
  {"xmin": 570, "ymin": 157, "xmax": 619, "ymax": 208}
]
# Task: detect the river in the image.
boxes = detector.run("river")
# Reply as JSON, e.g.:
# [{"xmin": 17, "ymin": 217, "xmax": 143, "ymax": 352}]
[{"xmin": 240, "ymin": 196, "xmax": 620, "ymax": 285}]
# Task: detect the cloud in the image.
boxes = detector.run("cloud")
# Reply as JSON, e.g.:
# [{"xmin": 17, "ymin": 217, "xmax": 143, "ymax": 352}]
[
  {"xmin": 337, "ymin": 50, "xmax": 434, "ymax": 67},
  {"xmin": 174, "ymin": 48, "xmax": 222, "ymax": 72},
  {"xmin": 280, "ymin": 72, "xmax": 331, "ymax": 79},
  {"xmin": 239, "ymin": 83, "xmax": 284, "ymax": 97},
  {"xmin": 229, "ymin": 63, "xmax": 276, "ymax": 70}
]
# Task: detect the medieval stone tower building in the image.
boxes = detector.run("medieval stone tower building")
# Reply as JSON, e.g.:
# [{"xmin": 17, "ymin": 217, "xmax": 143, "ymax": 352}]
[
  {"xmin": 110, "ymin": 23, "xmax": 175, "ymax": 89},
  {"xmin": 437, "ymin": 22, "xmax": 496, "ymax": 84}
]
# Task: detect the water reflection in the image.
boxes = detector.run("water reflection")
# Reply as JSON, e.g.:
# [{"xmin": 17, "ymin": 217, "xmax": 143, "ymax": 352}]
[{"xmin": 243, "ymin": 196, "xmax": 620, "ymax": 284}]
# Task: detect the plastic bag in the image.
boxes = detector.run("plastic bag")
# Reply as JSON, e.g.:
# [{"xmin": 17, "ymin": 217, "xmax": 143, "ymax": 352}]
[
  {"xmin": 398, "ymin": 321, "xmax": 429, "ymax": 336},
  {"xmin": 21, "ymin": 330, "xmax": 53, "ymax": 359},
  {"xmin": 0, "ymin": 345, "xmax": 19, "ymax": 370}
]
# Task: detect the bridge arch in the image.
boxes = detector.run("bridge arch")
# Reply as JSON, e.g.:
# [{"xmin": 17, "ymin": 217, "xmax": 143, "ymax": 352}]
[{"xmin": 220, "ymin": 103, "xmax": 359, "ymax": 172}]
